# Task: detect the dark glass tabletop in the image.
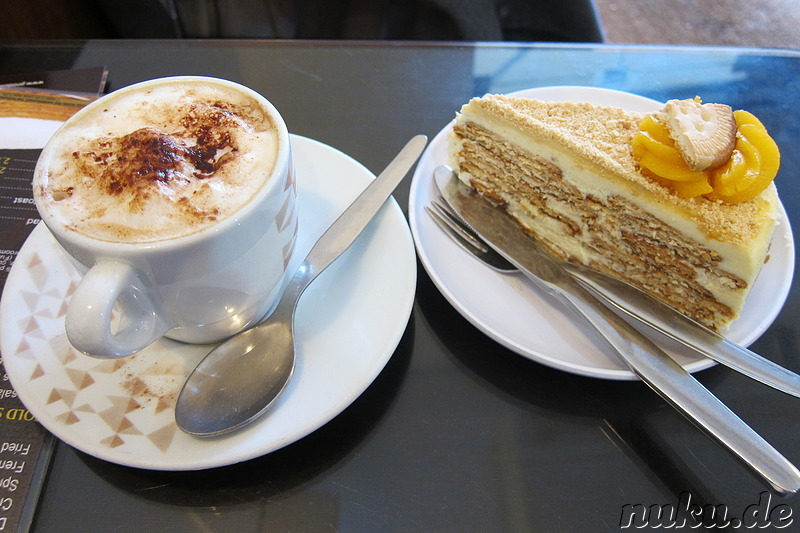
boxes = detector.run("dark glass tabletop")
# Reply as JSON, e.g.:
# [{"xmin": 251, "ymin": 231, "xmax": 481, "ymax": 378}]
[{"xmin": 1, "ymin": 40, "xmax": 799, "ymax": 531}]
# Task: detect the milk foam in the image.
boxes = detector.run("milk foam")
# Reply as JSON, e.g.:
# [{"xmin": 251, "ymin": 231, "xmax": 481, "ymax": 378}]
[{"xmin": 34, "ymin": 81, "xmax": 280, "ymax": 243}]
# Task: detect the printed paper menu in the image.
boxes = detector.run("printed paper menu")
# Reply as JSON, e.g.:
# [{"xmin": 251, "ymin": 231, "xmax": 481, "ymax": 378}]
[
  {"xmin": 0, "ymin": 66, "xmax": 106, "ymax": 532},
  {"xmin": 0, "ymin": 148, "xmax": 53, "ymax": 533}
]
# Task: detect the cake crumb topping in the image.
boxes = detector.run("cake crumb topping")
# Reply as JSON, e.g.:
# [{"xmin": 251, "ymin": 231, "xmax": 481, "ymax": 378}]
[{"xmin": 460, "ymin": 94, "xmax": 778, "ymax": 245}]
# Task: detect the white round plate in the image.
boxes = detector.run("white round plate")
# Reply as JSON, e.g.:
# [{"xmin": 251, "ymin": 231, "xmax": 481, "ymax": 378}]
[
  {"xmin": 0, "ymin": 117, "xmax": 64, "ymax": 148},
  {"xmin": 409, "ymin": 86, "xmax": 794, "ymax": 380},
  {"xmin": 0, "ymin": 135, "xmax": 417, "ymax": 470}
]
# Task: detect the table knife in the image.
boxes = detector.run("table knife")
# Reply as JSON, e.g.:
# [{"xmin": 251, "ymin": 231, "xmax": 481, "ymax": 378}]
[
  {"xmin": 432, "ymin": 166, "xmax": 800, "ymax": 399},
  {"xmin": 438, "ymin": 169, "xmax": 800, "ymax": 495},
  {"xmin": 566, "ymin": 264, "xmax": 800, "ymax": 398}
]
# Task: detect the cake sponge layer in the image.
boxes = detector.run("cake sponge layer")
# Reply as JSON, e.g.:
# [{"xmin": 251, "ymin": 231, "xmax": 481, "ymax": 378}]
[{"xmin": 448, "ymin": 95, "xmax": 779, "ymax": 331}]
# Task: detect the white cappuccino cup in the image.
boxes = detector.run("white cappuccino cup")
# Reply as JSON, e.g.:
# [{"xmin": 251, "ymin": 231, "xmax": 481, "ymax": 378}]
[{"xmin": 33, "ymin": 76, "xmax": 298, "ymax": 358}]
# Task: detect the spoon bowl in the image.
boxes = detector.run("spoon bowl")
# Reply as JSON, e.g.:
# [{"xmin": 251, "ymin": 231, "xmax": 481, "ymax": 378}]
[
  {"xmin": 176, "ymin": 314, "xmax": 296, "ymax": 436},
  {"xmin": 175, "ymin": 135, "xmax": 427, "ymax": 437}
]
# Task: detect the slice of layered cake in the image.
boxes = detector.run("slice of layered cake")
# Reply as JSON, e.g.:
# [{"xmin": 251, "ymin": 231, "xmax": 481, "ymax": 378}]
[{"xmin": 448, "ymin": 94, "xmax": 781, "ymax": 331}]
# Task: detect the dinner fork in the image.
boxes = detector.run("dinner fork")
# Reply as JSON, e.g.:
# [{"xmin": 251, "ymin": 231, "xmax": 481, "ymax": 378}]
[
  {"xmin": 425, "ymin": 190, "xmax": 800, "ymax": 400},
  {"xmin": 425, "ymin": 196, "xmax": 516, "ymax": 273},
  {"xmin": 429, "ymin": 175, "xmax": 800, "ymax": 495}
]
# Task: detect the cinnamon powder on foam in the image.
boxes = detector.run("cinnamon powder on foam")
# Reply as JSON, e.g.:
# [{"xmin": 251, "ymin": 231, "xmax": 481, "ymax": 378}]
[{"xmin": 38, "ymin": 84, "xmax": 279, "ymax": 243}]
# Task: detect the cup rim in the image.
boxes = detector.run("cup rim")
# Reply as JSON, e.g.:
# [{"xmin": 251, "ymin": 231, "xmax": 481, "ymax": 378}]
[{"xmin": 33, "ymin": 75, "xmax": 291, "ymax": 252}]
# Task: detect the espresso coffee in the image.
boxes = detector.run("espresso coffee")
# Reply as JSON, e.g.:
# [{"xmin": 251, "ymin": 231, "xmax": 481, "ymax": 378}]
[{"xmin": 34, "ymin": 81, "xmax": 280, "ymax": 243}]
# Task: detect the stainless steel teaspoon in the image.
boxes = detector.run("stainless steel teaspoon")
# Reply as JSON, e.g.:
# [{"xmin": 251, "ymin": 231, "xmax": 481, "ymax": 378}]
[{"xmin": 175, "ymin": 135, "xmax": 427, "ymax": 437}]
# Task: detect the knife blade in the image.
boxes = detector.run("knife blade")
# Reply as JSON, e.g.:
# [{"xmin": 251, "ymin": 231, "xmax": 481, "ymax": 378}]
[
  {"xmin": 432, "ymin": 166, "xmax": 800, "ymax": 398},
  {"xmin": 437, "ymin": 167, "xmax": 800, "ymax": 495}
]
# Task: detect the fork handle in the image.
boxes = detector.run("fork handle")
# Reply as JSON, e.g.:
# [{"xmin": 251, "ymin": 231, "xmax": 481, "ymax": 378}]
[
  {"xmin": 553, "ymin": 283, "xmax": 800, "ymax": 495},
  {"xmin": 568, "ymin": 269, "xmax": 800, "ymax": 398}
]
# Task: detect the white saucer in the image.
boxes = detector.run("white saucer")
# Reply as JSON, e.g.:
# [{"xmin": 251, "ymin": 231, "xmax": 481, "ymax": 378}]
[
  {"xmin": 409, "ymin": 86, "xmax": 795, "ymax": 380},
  {"xmin": 0, "ymin": 134, "xmax": 417, "ymax": 470}
]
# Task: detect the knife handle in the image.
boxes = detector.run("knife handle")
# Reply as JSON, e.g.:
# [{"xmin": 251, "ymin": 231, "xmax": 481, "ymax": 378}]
[
  {"xmin": 554, "ymin": 284, "xmax": 800, "ymax": 496},
  {"xmin": 569, "ymin": 268, "xmax": 800, "ymax": 399}
]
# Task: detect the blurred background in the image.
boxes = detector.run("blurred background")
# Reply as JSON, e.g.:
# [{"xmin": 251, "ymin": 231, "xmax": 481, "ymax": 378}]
[{"xmin": 1, "ymin": 0, "xmax": 799, "ymax": 49}]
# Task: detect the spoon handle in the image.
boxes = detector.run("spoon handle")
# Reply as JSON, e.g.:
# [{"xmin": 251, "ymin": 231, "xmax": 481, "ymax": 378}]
[{"xmin": 285, "ymin": 135, "xmax": 427, "ymax": 299}]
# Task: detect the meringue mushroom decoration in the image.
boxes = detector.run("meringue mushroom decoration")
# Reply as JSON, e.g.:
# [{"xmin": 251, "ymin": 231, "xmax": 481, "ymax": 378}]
[{"xmin": 632, "ymin": 97, "xmax": 780, "ymax": 204}]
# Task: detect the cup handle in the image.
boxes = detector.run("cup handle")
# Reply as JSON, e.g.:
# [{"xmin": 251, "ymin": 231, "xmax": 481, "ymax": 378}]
[{"xmin": 65, "ymin": 261, "xmax": 172, "ymax": 358}]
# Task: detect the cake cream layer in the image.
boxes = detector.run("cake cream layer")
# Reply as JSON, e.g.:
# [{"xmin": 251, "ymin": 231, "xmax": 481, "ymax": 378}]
[{"xmin": 448, "ymin": 95, "xmax": 780, "ymax": 331}]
